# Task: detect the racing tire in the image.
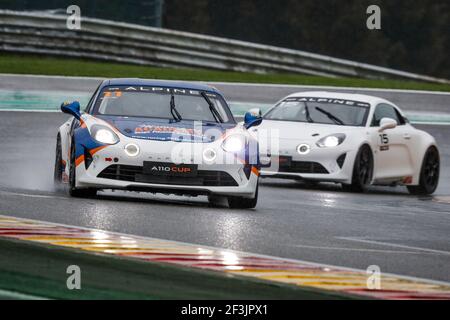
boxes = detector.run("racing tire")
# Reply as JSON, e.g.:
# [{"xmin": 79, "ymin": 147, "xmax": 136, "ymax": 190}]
[
  {"xmin": 53, "ymin": 135, "xmax": 64, "ymax": 190},
  {"xmin": 68, "ymin": 140, "xmax": 97, "ymax": 198},
  {"xmin": 342, "ymin": 145, "xmax": 373, "ymax": 193},
  {"xmin": 227, "ymin": 184, "xmax": 258, "ymax": 209},
  {"xmin": 407, "ymin": 147, "xmax": 440, "ymax": 195}
]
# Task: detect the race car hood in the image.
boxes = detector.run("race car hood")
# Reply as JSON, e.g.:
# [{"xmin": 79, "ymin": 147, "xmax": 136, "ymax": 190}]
[
  {"xmin": 96, "ymin": 115, "xmax": 236, "ymax": 143},
  {"xmin": 258, "ymin": 119, "xmax": 361, "ymax": 140}
]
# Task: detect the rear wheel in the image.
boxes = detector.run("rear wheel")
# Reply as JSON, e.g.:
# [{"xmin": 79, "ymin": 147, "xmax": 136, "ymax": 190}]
[
  {"xmin": 227, "ymin": 184, "xmax": 258, "ymax": 209},
  {"xmin": 407, "ymin": 147, "xmax": 440, "ymax": 195},
  {"xmin": 342, "ymin": 145, "xmax": 373, "ymax": 193},
  {"xmin": 68, "ymin": 140, "xmax": 97, "ymax": 198},
  {"xmin": 53, "ymin": 135, "xmax": 63, "ymax": 189}
]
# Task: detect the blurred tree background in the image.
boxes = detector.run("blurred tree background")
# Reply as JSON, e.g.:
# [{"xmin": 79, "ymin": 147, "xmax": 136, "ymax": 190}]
[
  {"xmin": 0, "ymin": 0, "xmax": 164, "ymax": 26},
  {"xmin": 164, "ymin": 0, "xmax": 449, "ymax": 79},
  {"xmin": 0, "ymin": 0, "xmax": 448, "ymax": 78}
]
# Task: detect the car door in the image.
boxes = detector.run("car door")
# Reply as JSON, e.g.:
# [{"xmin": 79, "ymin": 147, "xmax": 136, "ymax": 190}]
[{"xmin": 370, "ymin": 103, "xmax": 414, "ymax": 182}]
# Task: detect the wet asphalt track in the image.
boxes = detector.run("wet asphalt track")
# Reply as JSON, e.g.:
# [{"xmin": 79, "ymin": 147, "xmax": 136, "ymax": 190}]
[
  {"xmin": 0, "ymin": 75, "xmax": 449, "ymax": 283},
  {"xmin": 2, "ymin": 73, "xmax": 450, "ymax": 113}
]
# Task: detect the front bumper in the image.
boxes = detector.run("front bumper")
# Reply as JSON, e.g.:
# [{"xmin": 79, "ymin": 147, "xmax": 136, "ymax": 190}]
[
  {"xmin": 260, "ymin": 139, "xmax": 357, "ymax": 184},
  {"xmin": 75, "ymin": 139, "xmax": 259, "ymax": 198}
]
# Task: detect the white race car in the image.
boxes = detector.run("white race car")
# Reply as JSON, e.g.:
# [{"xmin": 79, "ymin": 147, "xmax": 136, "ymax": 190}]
[
  {"xmin": 54, "ymin": 79, "xmax": 262, "ymax": 208},
  {"xmin": 251, "ymin": 91, "xmax": 440, "ymax": 194}
]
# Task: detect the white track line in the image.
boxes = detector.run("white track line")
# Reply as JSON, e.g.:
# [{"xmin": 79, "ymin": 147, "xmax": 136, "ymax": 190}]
[
  {"xmin": 0, "ymin": 288, "xmax": 48, "ymax": 300},
  {"xmin": 0, "ymin": 190, "xmax": 67, "ymax": 200},
  {"xmin": 0, "ymin": 73, "xmax": 104, "ymax": 81},
  {"xmin": 1, "ymin": 73, "xmax": 450, "ymax": 96},
  {"xmin": 339, "ymin": 237, "xmax": 450, "ymax": 256},
  {"xmin": 0, "ymin": 109, "xmax": 59, "ymax": 113},
  {"xmin": 289, "ymin": 243, "xmax": 437, "ymax": 255}
]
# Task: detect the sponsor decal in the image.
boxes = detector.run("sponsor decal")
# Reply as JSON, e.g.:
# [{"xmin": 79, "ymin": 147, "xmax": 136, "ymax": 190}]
[
  {"xmin": 285, "ymin": 97, "xmax": 371, "ymax": 108},
  {"xmin": 151, "ymin": 165, "xmax": 192, "ymax": 174},
  {"xmin": 105, "ymin": 86, "xmax": 218, "ymax": 98},
  {"xmin": 135, "ymin": 125, "xmax": 200, "ymax": 136},
  {"xmin": 102, "ymin": 91, "xmax": 122, "ymax": 98},
  {"xmin": 143, "ymin": 162, "xmax": 198, "ymax": 177},
  {"xmin": 380, "ymin": 145, "xmax": 389, "ymax": 151},
  {"xmin": 133, "ymin": 125, "xmax": 209, "ymax": 142}
]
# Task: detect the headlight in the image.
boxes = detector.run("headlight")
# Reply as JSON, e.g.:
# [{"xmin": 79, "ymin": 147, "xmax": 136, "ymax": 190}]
[
  {"xmin": 316, "ymin": 134, "xmax": 346, "ymax": 148},
  {"xmin": 297, "ymin": 144, "xmax": 311, "ymax": 155},
  {"xmin": 90, "ymin": 125, "xmax": 119, "ymax": 145},
  {"xmin": 203, "ymin": 148, "xmax": 217, "ymax": 162},
  {"xmin": 124, "ymin": 143, "xmax": 140, "ymax": 157},
  {"xmin": 222, "ymin": 135, "xmax": 245, "ymax": 153}
]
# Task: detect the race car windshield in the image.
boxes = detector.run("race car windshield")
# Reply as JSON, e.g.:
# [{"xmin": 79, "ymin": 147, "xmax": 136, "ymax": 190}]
[
  {"xmin": 264, "ymin": 98, "xmax": 370, "ymax": 126},
  {"xmin": 93, "ymin": 87, "xmax": 233, "ymax": 123}
]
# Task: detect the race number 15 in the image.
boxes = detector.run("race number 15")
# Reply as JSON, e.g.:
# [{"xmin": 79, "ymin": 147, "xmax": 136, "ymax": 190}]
[{"xmin": 379, "ymin": 133, "xmax": 389, "ymax": 144}]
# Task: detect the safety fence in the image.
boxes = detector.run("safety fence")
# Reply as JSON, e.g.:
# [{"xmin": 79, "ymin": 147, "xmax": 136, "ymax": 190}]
[{"xmin": 0, "ymin": 10, "xmax": 448, "ymax": 84}]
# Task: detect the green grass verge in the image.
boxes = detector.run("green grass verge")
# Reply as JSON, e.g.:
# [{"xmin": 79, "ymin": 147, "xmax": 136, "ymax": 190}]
[{"xmin": 1, "ymin": 53, "xmax": 449, "ymax": 92}]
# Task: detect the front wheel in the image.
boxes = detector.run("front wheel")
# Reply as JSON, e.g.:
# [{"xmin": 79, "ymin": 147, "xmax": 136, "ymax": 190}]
[
  {"xmin": 68, "ymin": 140, "xmax": 97, "ymax": 198},
  {"xmin": 407, "ymin": 147, "xmax": 440, "ymax": 195},
  {"xmin": 227, "ymin": 184, "xmax": 259, "ymax": 209},
  {"xmin": 342, "ymin": 145, "xmax": 373, "ymax": 193}
]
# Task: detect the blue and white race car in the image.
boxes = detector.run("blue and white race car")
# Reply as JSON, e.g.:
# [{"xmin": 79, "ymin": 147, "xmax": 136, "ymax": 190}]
[{"xmin": 54, "ymin": 79, "xmax": 262, "ymax": 208}]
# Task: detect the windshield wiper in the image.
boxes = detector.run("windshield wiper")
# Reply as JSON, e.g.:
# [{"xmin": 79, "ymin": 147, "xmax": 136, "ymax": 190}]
[
  {"xmin": 315, "ymin": 107, "xmax": 345, "ymax": 125},
  {"xmin": 201, "ymin": 92, "xmax": 223, "ymax": 123},
  {"xmin": 304, "ymin": 103, "xmax": 314, "ymax": 123},
  {"xmin": 170, "ymin": 93, "xmax": 182, "ymax": 122}
]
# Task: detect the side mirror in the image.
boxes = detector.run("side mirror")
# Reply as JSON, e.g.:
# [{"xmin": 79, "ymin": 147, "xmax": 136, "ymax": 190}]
[
  {"xmin": 244, "ymin": 108, "xmax": 262, "ymax": 129},
  {"xmin": 61, "ymin": 101, "xmax": 81, "ymax": 120},
  {"xmin": 378, "ymin": 117, "xmax": 397, "ymax": 132}
]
